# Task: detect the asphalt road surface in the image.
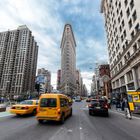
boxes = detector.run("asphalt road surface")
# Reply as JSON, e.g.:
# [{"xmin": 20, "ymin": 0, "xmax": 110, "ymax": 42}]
[{"xmin": 0, "ymin": 101, "xmax": 140, "ymax": 140}]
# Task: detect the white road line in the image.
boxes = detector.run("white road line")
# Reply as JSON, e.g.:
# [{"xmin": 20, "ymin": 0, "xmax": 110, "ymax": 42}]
[{"xmin": 49, "ymin": 127, "xmax": 64, "ymax": 140}]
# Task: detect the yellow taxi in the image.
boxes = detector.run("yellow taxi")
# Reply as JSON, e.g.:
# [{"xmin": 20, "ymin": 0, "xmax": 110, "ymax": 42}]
[
  {"xmin": 36, "ymin": 93, "xmax": 72, "ymax": 124},
  {"xmin": 10, "ymin": 100, "xmax": 38, "ymax": 116}
]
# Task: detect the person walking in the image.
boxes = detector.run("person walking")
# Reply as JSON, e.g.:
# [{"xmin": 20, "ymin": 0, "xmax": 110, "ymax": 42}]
[
  {"xmin": 121, "ymin": 98, "xmax": 125, "ymax": 111},
  {"xmin": 124, "ymin": 97, "xmax": 132, "ymax": 119}
]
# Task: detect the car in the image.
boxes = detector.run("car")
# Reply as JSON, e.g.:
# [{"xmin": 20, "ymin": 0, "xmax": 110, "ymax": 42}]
[
  {"xmin": 88, "ymin": 99, "xmax": 109, "ymax": 116},
  {"xmin": 75, "ymin": 97, "xmax": 81, "ymax": 102},
  {"xmin": 36, "ymin": 93, "xmax": 72, "ymax": 124},
  {"xmin": 10, "ymin": 100, "xmax": 38, "ymax": 116},
  {"xmin": 86, "ymin": 98, "xmax": 91, "ymax": 102}
]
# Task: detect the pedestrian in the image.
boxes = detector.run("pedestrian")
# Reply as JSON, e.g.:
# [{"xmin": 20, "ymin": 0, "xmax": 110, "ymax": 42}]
[
  {"xmin": 121, "ymin": 98, "xmax": 125, "ymax": 111},
  {"xmin": 116, "ymin": 98, "xmax": 121, "ymax": 110},
  {"xmin": 124, "ymin": 97, "xmax": 132, "ymax": 119}
]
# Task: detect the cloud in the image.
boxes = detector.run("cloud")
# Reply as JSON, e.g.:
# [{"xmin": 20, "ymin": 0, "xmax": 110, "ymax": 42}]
[{"xmin": 0, "ymin": 0, "xmax": 108, "ymax": 91}]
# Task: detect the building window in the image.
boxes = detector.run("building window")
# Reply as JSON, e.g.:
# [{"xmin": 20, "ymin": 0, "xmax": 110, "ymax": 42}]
[
  {"xmin": 125, "ymin": 40, "xmax": 128, "ymax": 47},
  {"xmin": 116, "ymin": 79, "xmax": 119, "ymax": 87},
  {"xmin": 118, "ymin": 2, "xmax": 121, "ymax": 9},
  {"xmin": 123, "ymin": 30, "xmax": 126, "ymax": 38},
  {"xmin": 121, "ymin": 35, "xmax": 123, "ymax": 42},
  {"xmin": 117, "ymin": 9, "xmax": 119, "ymax": 15},
  {"xmin": 127, "ymin": 71, "xmax": 133, "ymax": 82},
  {"xmin": 128, "ymin": 19, "xmax": 132, "ymax": 29},
  {"xmin": 135, "ymin": 23, "xmax": 139, "ymax": 33},
  {"xmin": 130, "ymin": 0, "xmax": 134, "ymax": 10},
  {"xmin": 119, "ymin": 26, "xmax": 122, "ymax": 32},
  {"xmin": 118, "ymin": 17, "xmax": 120, "ymax": 23},
  {"xmin": 124, "ymin": 55, "xmax": 127, "ymax": 62},
  {"xmin": 133, "ymin": 44, "xmax": 137, "ymax": 52},
  {"xmin": 115, "ymin": 1, "xmax": 117, "ymax": 6},
  {"xmin": 123, "ymin": 45, "xmax": 125, "ymax": 51},
  {"xmin": 127, "ymin": 51, "xmax": 130, "ymax": 58},
  {"xmin": 132, "ymin": 11, "xmax": 137, "ymax": 22},
  {"xmin": 131, "ymin": 31, "xmax": 135, "ymax": 39},
  {"xmin": 120, "ymin": 76, "xmax": 125, "ymax": 85},
  {"xmin": 122, "ymin": 20, "xmax": 125, "ymax": 27},
  {"xmin": 126, "ymin": 8, "xmax": 130, "ymax": 17},
  {"xmin": 120, "ymin": 11, "xmax": 123, "ymax": 18},
  {"xmin": 124, "ymin": 0, "xmax": 128, "ymax": 7}
]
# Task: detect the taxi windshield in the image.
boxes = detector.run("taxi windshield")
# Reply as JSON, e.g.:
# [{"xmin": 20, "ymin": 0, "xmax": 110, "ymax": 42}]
[
  {"xmin": 20, "ymin": 100, "xmax": 33, "ymax": 105},
  {"xmin": 40, "ymin": 98, "xmax": 57, "ymax": 107}
]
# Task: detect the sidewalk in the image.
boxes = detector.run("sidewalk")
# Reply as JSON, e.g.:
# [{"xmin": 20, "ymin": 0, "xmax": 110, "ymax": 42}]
[
  {"xmin": 110, "ymin": 105, "xmax": 140, "ymax": 118},
  {"xmin": 0, "ymin": 105, "xmax": 13, "ymax": 118}
]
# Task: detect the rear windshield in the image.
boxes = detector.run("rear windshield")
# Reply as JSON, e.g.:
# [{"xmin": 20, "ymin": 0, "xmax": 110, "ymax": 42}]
[
  {"xmin": 20, "ymin": 100, "xmax": 33, "ymax": 105},
  {"xmin": 40, "ymin": 98, "xmax": 57, "ymax": 107},
  {"xmin": 91, "ymin": 100, "xmax": 105, "ymax": 104}
]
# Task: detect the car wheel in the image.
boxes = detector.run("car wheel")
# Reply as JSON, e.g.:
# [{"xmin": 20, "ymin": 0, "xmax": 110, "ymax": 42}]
[
  {"xmin": 105, "ymin": 112, "xmax": 109, "ymax": 117},
  {"xmin": 16, "ymin": 114, "xmax": 21, "ymax": 117},
  {"xmin": 60, "ymin": 114, "xmax": 65, "ymax": 124},
  {"xmin": 32, "ymin": 109, "xmax": 37, "ymax": 115},
  {"xmin": 38, "ymin": 120, "xmax": 44, "ymax": 124},
  {"xmin": 89, "ymin": 110, "xmax": 92, "ymax": 115}
]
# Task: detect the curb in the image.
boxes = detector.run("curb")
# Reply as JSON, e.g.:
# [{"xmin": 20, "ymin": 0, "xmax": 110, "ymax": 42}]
[
  {"xmin": 0, "ymin": 112, "xmax": 14, "ymax": 118},
  {"xmin": 110, "ymin": 109, "xmax": 140, "ymax": 120}
]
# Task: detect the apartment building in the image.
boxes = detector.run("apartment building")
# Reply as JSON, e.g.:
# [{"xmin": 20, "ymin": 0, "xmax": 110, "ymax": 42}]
[
  {"xmin": 0, "ymin": 25, "xmax": 38, "ymax": 98},
  {"xmin": 37, "ymin": 68, "xmax": 51, "ymax": 93},
  {"xmin": 60, "ymin": 24, "xmax": 76, "ymax": 96},
  {"xmin": 101, "ymin": 0, "xmax": 140, "ymax": 98}
]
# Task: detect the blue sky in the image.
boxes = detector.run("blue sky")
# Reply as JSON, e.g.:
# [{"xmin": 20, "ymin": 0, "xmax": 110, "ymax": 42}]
[{"xmin": 0, "ymin": 0, "xmax": 108, "ymax": 91}]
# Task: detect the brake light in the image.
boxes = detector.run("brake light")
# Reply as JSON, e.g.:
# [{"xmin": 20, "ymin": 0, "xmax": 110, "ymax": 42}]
[
  {"xmin": 104, "ymin": 105, "xmax": 108, "ymax": 108},
  {"xmin": 88, "ymin": 104, "xmax": 92, "ymax": 107},
  {"xmin": 21, "ymin": 107, "xmax": 25, "ymax": 109},
  {"xmin": 11, "ymin": 106, "xmax": 15, "ymax": 109},
  {"xmin": 25, "ymin": 106, "xmax": 29, "ymax": 110}
]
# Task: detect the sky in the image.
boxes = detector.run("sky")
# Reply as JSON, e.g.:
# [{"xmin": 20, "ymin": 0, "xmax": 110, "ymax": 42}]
[{"xmin": 0, "ymin": 0, "xmax": 108, "ymax": 92}]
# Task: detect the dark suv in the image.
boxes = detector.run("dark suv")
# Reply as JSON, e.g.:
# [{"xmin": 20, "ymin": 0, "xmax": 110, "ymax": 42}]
[{"xmin": 88, "ymin": 99, "xmax": 109, "ymax": 116}]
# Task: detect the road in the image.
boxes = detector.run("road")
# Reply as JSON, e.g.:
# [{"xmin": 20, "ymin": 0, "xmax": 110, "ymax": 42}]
[{"xmin": 0, "ymin": 101, "xmax": 140, "ymax": 140}]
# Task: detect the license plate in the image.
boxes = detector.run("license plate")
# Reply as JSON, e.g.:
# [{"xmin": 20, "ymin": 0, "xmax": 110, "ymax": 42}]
[
  {"xmin": 40, "ymin": 109, "xmax": 46, "ymax": 111},
  {"xmin": 16, "ymin": 107, "xmax": 21, "ymax": 109},
  {"xmin": 95, "ymin": 107, "xmax": 101, "ymax": 109}
]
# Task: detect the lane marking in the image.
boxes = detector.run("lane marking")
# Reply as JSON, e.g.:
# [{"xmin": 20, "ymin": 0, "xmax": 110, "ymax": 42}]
[
  {"xmin": 67, "ymin": 129, "xmax": 73, "ymax": 133},
  {"xmin": 49, "ymin": 127, "xmax": 64, "ymax": 140}
]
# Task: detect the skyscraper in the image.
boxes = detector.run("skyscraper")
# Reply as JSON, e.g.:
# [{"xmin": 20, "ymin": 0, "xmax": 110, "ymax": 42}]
[
  {"xmin": 0, "ymin": 25, "xmax": 38, "ymax": 98},
  {"xmin": 60, "ymin": 24, "xmax": 76, "ymax": 96},
  {"xmin": 101, "ymin": 0, "xmax": 140, "ymax": 98}
]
